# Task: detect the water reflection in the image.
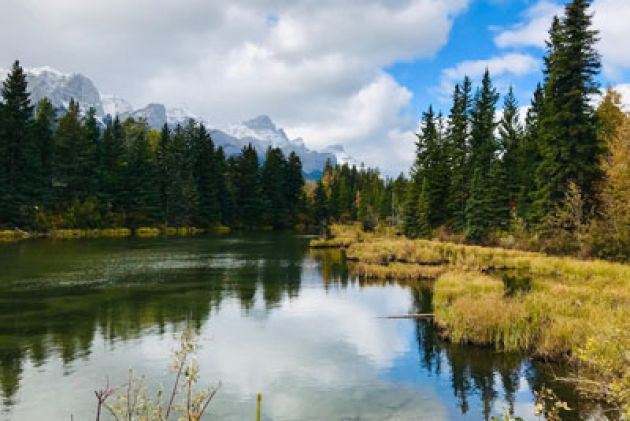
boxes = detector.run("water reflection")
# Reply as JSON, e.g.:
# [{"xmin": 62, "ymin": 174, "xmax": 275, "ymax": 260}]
[{"xmin": 0, "ymin": 235, "xmax": 598, "ymax": 420}]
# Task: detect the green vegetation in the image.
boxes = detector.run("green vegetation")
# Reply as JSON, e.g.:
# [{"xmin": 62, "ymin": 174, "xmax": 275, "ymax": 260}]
[
  {"xmin": 310, "ymin": 224, "xmax": 630, "ymax": 416},
  {"xmin": 0, "ymin": 64, "xmax": 314, "ymax": 234},
  {"xmin": 386, "ymin": 0, "xmax": 630, "ymax": 263}
]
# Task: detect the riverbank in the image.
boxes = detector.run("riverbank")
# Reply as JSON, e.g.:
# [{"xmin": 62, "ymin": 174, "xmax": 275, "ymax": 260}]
[
  {"xmin": 310, "ymin": 224, "xmax": 630, "ymax": 416},
  {"xmin": 0, "ymin": 225, "xmax": 230, "ymax": 242}
]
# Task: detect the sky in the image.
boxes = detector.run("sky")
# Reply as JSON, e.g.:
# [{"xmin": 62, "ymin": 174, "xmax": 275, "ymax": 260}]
[{"xmin": 1, "ymin": 0, "xmax": 630, "ymax": 174}]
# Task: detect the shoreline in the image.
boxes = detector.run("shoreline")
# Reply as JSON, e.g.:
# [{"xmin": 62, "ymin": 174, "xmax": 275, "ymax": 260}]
[{"xmin": 310, "ymin": 224, "xmax": 630, "ymax": 415}]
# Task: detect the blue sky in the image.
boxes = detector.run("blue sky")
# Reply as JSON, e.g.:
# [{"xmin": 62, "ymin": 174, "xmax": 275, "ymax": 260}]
[
  {"xmin": 390, "ymin": 0, "xmax": 630, "ymax": 126},
  {"xmin": 2, "ymin": 0, "xmax": 629, "ymax": 173},
  {"xmin": 389, "ymin": 0, "xmax": 544, "ymax": 115}
]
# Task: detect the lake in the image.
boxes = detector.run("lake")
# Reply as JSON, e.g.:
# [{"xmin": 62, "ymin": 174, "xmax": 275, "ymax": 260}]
[{"xmin": 0, "ymin": 234, "xmax": 591, "ymax": 420}]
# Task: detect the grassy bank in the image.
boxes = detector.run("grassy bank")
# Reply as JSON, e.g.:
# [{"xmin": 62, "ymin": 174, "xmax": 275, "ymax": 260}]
[
  {"xmin": 0, "ymin": 225, "xmax": 233, "ymax": 242},
  {"xmin": 310, "ymin": 224, "xmax": 630, "ymax": 416}
]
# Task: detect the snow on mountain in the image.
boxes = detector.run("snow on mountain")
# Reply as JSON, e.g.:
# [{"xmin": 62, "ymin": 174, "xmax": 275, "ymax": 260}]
[
  {"xmin": 101, "ymin": 94, "xmax": 133, "ymax": 116},
  {"xmin": 225, "ymin": 115, "xmax": 291, "ymax": 148},
  {"xmin": 1, "ymin": 66, "xmax": 337, "ymax": 177},
  {"xmin": 21, "ymin": 67, "xmax": 104, "ymax": 116},
  {"xmin": 323, "ymin": 144, "xmax": 360, "ymax": 167},
  {"xmin": 166, "ymin": 107, "xmax": 199, "ymax": 126},
  {"xmin": 223, "ymin": 115, "xmax": 336, "ymax": 175}
]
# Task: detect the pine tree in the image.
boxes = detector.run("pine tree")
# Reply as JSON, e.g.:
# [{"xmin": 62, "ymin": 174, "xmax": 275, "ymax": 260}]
[
  {"xmin": 157, "ymin": 124, "xmax": 170, "ymax": 225},
  {"xmin": 121, "ymin": 119, "xmax": 160, "ymax": 226},
  {"xmin": 82, "ymin": 107, "xmax": 101, "ymax": 198},
  {"xmin": 411, "ymin": 106, "xmax": 450, "ymax": 235},
  {"xmin": 465, "ymin": 70, "xmax": 500, "ymax": 242},
  {"xmin": 465, "ymin": 169, "xmax": 489, "ymax": 243},
  {"xmin": 517, "ymin": 84, "xmax": 544, "ymax": 222},
  {"xmin": 233, "ymin": 144, "xmax": 262, "ymax": 229},
  {"xmin": 0, "ymin": 60, "xmax": 34, "ymax": 226},
  {"xmin": 446, "ymin": 77, "xmax": 472, "ymax": 232},
  {"xmin": 487, "ymin": 159, "xmax": 511, "ymax": 230},
  {"xmin": 166, "ymin": 124, "xmax": 198, "ymax": 226},
  {"xmin": 535, "ymin": 0, "xmax": 602, "ymax": 222},
  {"xmin": 100, "ymin": 116, "xmax": 126, "ymax": 210},
  {"xmin": 402, "ymin": 182, "xmax": 419, "ymax": 238},
  {"xmin": 285, "ymin": 151, "xmax": 305, "ymax": 226},
  {"xmin": 215, "ymin": 147, "xmax": 233, "ymax": 227},
  {"xmin": 313, "ymin": 179, "xmax": 329, "ymax": 225},
  {"xmin": 32, "ymin": 98, "xmax": 57, "ymax": 208},
  {"xmin": 261, "ymin": 147, "xmax": 288, "ymax": 229},
  {"xmin": 193, "ymin": 124, "xmax": 220, "ymax": 226},
  {"xmin": 498, "ymin": 86, "xmax": 523, "ymax": 209},
  {"xmin": 416, "ymin": 178, "xmax": 431, "ymax": 237},
  {"xmin": 54, "ymin": 99, "xmax": 95, "ymax": 203}
]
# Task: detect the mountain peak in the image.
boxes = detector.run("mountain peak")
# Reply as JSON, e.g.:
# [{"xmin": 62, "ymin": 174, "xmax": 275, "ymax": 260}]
[{"xmin": 243, "ymin": 115, "xmax": 276, "ymax": 131}]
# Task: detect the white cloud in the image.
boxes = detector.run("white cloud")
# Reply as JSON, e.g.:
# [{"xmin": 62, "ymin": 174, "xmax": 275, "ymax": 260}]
[
  {"xmin": 442, "ymin": 53, "xmax": 539, "ymax": 81},
  {"xmin": 493, "ymin": 0, "xmax": 630, "ymax": 80},
  {"xmin": 0, "ymin": 0, "xmax": 470, "ymax": 173},
  {"xmin": 593, "ymin": 0, "xmax": 630, "ymax": 78},
  {"xmin": 493, "ymin": 0, "xmax": 562, "ymax": 49},
  {"xmin": 437, "ymin": 53, "xmax": 539, "ymax": 103},
  {"xmin": 612, "ymin": 84, "xmax": 630, "ymax": 111}
]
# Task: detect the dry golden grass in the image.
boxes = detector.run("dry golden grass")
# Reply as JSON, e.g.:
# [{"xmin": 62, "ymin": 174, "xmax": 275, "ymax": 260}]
[
  {"xmin": 312, "ymin": 224, "xmax": 630, "ymax": 414},
  {"xmin": 351, "ymin": 262, "xmax": 446, "ymax": 280}
]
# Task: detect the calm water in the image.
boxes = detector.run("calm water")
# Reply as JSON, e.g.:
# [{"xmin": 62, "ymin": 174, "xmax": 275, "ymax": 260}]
[{"xmin": 0, "ymin": 234, "xmax": 592, "ymax": 420}]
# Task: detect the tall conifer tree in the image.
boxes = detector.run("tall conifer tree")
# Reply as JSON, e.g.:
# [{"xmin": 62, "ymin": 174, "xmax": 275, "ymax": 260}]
[{"xmin": 535, "ymin": 0, "xmax": 602, "ymax": 221}]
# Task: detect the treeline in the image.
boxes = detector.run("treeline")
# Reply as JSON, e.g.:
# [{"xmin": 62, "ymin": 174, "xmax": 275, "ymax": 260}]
[
  {"xmin": 401, "ymin": 0, "xmax": 630, "ymax": 260},
  {"xmin": 0, "ymin": 62, "xmax": 309, "ymax": 231},
  {"xmin": 311, "ymin": 161, "xmax": 407, "ymax": 231}
]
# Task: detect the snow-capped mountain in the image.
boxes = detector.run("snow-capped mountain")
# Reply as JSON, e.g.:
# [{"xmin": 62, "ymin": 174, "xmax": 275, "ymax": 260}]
[
  {"xmin": 1, "ymin": 66, "xmax": 337, "ymax": 177},
  {"xmin": 322, "ymin": 144, "xmax": 360, "ymax": 168},
  {"xmin": 101, "ymin": 94, "xmax": 133, "ymax": 117},
  {"xmin": 23, "ymin": 66, "xmax": 104, "ymax": 116}
]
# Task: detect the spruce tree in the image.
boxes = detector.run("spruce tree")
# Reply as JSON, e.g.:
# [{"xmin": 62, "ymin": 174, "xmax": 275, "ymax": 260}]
[
  {"xmin": 465, "ymin": 70, "xmax": 500, "ymax": 242},
  {"xmin": 0, "ymin": 60, "xmax": 34, "ymax": 226},
  {"xmin": 534, "ymin": 0, "xmax": 602, "ymax": 222},
  {"xmin": 517, "ymin": 84, "xmax": 544, "ymax": 221},
  {"xmin": 261, "ymin": 147, "xmax": 288, "ymax": 229},
  {"xmin": 285, "ymin": 152, "xmax": 305, "ymax": 226},
  {"xmin": 215, "ymin": 147, "xmax": 233, "ymax": 227},
  {"xmin": 416, "ymin": 178, "xmax": 431, "ymax": 237},
  {"xmin": 82, "ymin": 107, "xmax": 101, "ymax": 198},
  {"xmin": 166, "ymin": 124, "xmax": 198, "ymax": 226},
  {"xmin": 402, "ymin": 182, "xmax": 419, "ymax": 238},
  {"xmin": 193, "ymin": 124, "xmax": 220, "ymax": 226},
  {"xmin": 32, "ymin": 98, "xmax": 57, "ymax": 208},
  {"xmin": 100, "ymin": 116, "xmax": 126, "ymax": 210},
  {"xmin": 233, "ymin": 144, "xmax": 262, "ymax": 229},
  {"xmin": 121, "ymin": 119, "xmax": 160, "ymax": 226},
  {"xmin": 157, "ymin": 124, "xmax": 170, "ymax": 225},
  {"xmin": 313, "ymin": 179, "xmax": 329, "ymax": 226},
  {"xmin": 446, "ymin": 77, "xmax": 472, "ymax": 232},
  {"xmin": 54, "ymin": 99, "xmax": 95, "ymax": 203},
  {"xmin": 498, "ymin": 86, "xmax": 523, "ymax": 209}
]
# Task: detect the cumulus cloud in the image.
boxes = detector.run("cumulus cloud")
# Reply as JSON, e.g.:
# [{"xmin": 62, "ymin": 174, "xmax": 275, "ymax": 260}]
[
  {"xmin": 0, "ymin": 0, "xmax": 469, "ymax": 172},
  {"xmin": 493, "ymin": 0, "xmax": 630, "ymax": 79},
  {"xmin": 442, "ymin": 53, "xmax": 539, "ymax": 81},
  {"xmin": 493, "ymin": 0, "xmax": 562, "ymax": 49},
  {"xmin": 437, "ymin": 53, "xmax": 539, "ymax": 102}
]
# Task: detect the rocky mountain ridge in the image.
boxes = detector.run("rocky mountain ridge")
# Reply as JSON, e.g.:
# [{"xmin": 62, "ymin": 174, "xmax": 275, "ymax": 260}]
[{"xmin": 0, "ymin": 66, "xmax": 354, "ymax": 177}]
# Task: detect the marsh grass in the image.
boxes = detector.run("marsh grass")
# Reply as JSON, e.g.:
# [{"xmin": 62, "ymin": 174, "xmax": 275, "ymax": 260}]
[
  {"xmin": 0, "ymin": 229, "xmax": 30, "ymax": 242},
  {"xmin": 350, "ymin": 261, "xmax": 446, "ymax": 280},
  {"xmin": 311, "ymin": 224, "xmax": 630, "ymax": 415}
]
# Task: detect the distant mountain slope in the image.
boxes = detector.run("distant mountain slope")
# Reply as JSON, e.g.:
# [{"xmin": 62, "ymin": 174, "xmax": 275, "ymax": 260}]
[{"xmin": 0, "ymin": 66, "xmax": 338, "ymax": 177}]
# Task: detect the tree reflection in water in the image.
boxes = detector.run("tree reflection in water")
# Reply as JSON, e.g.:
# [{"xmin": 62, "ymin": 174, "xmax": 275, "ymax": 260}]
[{"xmin": 0, "ymin": 236, "xmax": 608, "ymax": 420}]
